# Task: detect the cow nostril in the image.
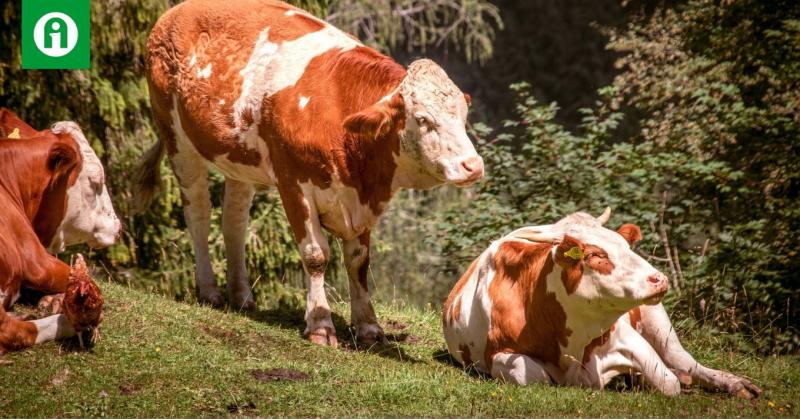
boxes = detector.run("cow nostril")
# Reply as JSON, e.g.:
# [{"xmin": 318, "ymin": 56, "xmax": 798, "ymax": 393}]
[
  {"xmin": 460, "ymin": 157, "xmax": 484, "ymax": 175},
  {"xmin": 648, "ymin": 274, "xmax": 663, "ymax": 284}
]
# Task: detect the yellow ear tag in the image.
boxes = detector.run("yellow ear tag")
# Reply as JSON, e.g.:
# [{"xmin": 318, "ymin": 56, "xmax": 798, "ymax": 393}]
[
  {"xmin": 564, "ymin": 246, "xmax": 584, "ymax": 260},
  {"xmin": 7, "ymin": 128, "xmax": 21, "ymax": 139}
]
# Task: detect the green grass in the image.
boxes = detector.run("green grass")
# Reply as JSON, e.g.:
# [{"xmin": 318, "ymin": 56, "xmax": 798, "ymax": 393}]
[{"xmin": 1, "ymin": 282, "xmax": 797, "ymax": 417}]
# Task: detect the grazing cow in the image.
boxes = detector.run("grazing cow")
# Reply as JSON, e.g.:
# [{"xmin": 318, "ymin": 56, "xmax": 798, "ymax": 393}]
[
  {"xmin": 136, "ymin": 0, "xmax": 483, "ymax": 346},
  {"xmin": 443, "ymin": 210, "xmax": 762, "ymax": 398},
  {"xmin": 0, "ymin": 133, "xmax": 81, "ymax": 353},
  {"xmin": 0, "ymin": 108, "xmax": 121, "ymax": 252}
]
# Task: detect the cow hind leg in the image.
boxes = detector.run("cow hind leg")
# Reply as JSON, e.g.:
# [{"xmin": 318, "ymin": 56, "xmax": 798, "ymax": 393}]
[
  {"xmin": 222, "ymin": 178, "xmax": 256, "ymax": 311},
  {"xmin": 343, "ymin": 233, "xmax": 384, "ymax": 344},
  {"xmin": 171, "ymin": 151, "xmax": 221, "ymax": 306},
  {"xmin": 491, "ymin": 353, "xmax": 552, "ymax": 386}
]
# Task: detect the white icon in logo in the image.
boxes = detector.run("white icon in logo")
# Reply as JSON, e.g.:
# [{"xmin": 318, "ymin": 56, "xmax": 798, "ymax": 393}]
[{"xmin": 33, "ymin": 12, "xmax": 79, "ymax": 57}]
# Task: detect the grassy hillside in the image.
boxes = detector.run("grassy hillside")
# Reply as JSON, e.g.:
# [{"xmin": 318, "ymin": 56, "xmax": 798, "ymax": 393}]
[{"xmin": 1, "ymin": 282, "xmax": 797, "ymax": 417}]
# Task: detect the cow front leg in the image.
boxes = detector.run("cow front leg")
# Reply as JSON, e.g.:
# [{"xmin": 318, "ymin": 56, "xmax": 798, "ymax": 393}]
[
  {"xmin": 599, "ymin": 320, "xmax": 681, "ymax": 396},
  {"xmin": 343, "ymin": 233, "xmax": 384, "ymax": 344},
  {"xmin": 222, "ymin": 179, "xmax": 256, "ymax": 311},
  {"xmin": 295, "ymin": 214, "xmax": 336, "ymax": 347},
  {"xmin": 171, "ymin": 153, "xmax": 220, "ymax": 306},
  {"xmin": 636, "ymin": 303, "xmax": 762, "ymax": 398}
]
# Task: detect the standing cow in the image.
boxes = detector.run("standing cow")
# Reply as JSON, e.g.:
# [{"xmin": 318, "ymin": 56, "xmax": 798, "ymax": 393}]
[
  {"xmin": 135, "ymin": 0, "xmax": 483, "ymax": 346},
  {"xmin": 443, "ymin": 210, "xmax": 761, "ymax": 398}
]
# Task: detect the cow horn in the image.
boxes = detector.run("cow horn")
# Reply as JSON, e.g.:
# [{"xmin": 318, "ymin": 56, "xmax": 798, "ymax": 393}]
[
  {"xmin": 505, "ymin": 226, "xmax": 561, "ymax": 244},
  {"xmin": 597, "ymin": 207, "xmax": 612, "ymax": 225}
]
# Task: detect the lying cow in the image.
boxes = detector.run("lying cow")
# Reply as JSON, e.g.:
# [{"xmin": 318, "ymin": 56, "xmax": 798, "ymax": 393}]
[
  {"xmin": 0, "ymin": 132, "xmax": 83, "ymax": 353},
  {"xmin": 135, "ymin": 0, "xmax": 483, "ymax": 346},
  {"xmin": 443, "ymin": 210, "xmax": 762, "ymax": 398},
  {"xmin": 0, "ymin": 108, "xmax": 121, "ymax": 252}
]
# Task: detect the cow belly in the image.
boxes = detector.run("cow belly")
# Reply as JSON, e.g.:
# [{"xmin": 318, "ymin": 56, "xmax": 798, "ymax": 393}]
[{"xmin": 170, "ymin": 101, "xmax": 277, "ymax": 187}]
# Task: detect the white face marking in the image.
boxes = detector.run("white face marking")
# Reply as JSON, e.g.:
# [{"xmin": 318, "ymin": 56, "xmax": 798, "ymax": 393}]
[
  {"xmin": 395, "ymin": 60, "xmax": 483, "ymax": 189},
  {"xmin": 197, "ymin": 63, "xmax": 212, "ymax": 79},
  {"xmin": 298, "ymin": 96, "xmax": 310, "ymax": 109},
  {"xmin": 233, "ymin": 25, "xmax": 361, "ymax": 129},
  {"xmin": 49, "ymin": 122, "xmax": 120, "ymax": 251}
]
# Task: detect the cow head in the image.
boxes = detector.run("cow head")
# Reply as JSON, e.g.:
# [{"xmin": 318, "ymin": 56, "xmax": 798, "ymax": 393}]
[
  {"xmin": 345, "ymin": 59, "xmax": 483, "ymax": 189},
  {"xmin": 510, "ymin": 209, "xmax": 668, "ymax": 314},
  {"xmin": 48, "ymin": 122, "xmax": 121, "ymax": 252}
]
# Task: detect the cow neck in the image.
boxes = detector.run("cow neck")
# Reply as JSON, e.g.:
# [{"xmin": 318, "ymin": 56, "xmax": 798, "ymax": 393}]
[
  {"xmin": 0, "ymin": 142, "xmax": 49, "ymax": 221},
  {"xmin": 335, "ymin": 49, "xmax": 406, "ymax": 214},
  {"xmin": 546, "ymin": 262, "xmax": 622, "ymax": 367}
]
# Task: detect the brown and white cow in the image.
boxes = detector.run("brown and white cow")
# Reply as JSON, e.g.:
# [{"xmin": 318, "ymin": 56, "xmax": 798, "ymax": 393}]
[
  {"xmin": 0, "ymin": 132, "xmax": 81, "ymax": 353},
  {"xmin": 0, "ymin": 108, "xmax": 121, "ymax": 252},
  {"xmin": 443, "ymin": 210, "xmax": 762, "ymax": 398},
  {"xmin": 135, "ymin": 0, "xmax": 483, "ymax": 346}
]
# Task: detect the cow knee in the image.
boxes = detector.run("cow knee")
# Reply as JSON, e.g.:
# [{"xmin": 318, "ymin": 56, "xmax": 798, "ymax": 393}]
[{"xmin": 301, "ymin": 244, "xmax": 328, "ymax": 275}]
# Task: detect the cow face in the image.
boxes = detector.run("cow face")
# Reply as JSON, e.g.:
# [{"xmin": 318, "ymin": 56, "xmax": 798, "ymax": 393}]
[
  {"xmin": 552, "ymin": 212, "xmax": 668, "ymax": 312},
  {"xmin": 49, "ymin": 123, "xmax": 121, "ymax": 251},
  {"xmin": 398, "ymin": 59, "xmax": 484, "ymax": 188}
]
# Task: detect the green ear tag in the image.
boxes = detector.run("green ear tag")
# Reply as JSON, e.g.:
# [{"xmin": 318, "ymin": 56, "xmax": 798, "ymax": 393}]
[{"xmin": 564, "ymin": 246, "xmax": 584, "ymax": 260}]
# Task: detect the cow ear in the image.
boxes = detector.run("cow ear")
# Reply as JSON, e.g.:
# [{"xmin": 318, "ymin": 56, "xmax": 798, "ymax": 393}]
[
  {"xmin": 47, "ymin": 142, "xmax": 80, "ymax": 179},
  {"xmin": 343, "ymin": 93, "xmax": 405, "ymax": 139},
  {"xmin": 616, "ymin": 223, "xmax": 642, "ymax": 246},
  {"xmin": 463, "ymin": 93, "xmax": 472, "ymax": 106},
  {"xmin": 554, "ymin": 235, "xmax": 584, "ymax": 294}
]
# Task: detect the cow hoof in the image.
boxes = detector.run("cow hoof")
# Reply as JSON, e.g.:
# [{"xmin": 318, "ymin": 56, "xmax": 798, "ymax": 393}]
[
  {"xmin": 730, "ymin": 379, "xmax": 762, "ymax": 399},
  {"xmin": 228, "ymin": 294, "xmax": 257, "ymax": 311},
  {"xmin": 197, "ymin": 289, "xmax": 224, "ymax": 307},
  {"xmin": 355, "ymin": 323, "xmax": 386, "ymax": 345},
  {"xmin": 307, "ymin": 327, "xmax": 338, "ymax": 348}
]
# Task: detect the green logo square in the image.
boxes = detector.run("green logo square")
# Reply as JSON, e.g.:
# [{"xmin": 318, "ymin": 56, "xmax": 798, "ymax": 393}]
[{"xmin": 22, "ymin": 0, "xmax": 91, "ymax": 69}]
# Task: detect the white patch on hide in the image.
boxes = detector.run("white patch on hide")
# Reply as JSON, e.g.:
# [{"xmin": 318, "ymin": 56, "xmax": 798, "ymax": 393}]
[
  {"xmin": 233, "ymin": 25, "xmax": 361, "ymax": 130},
  {"xmin": 298, "ymin": 96, "xmax": 310, "ymax": 109},
  {"xmin": 197, "ymin": 63, "xmax": 212, "ymax": 79}
]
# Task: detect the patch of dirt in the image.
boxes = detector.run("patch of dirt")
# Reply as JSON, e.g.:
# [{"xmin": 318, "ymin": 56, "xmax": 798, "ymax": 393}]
[
  {"xmin": 386, "ymin": 320, "xmax": 408, "ymax": 331},
  {"xmin": 118, "ymin": 383, "xmax": 140, "ymax": 396},
  {"xmin": 201, "ymin": 325, "xmax": 247, "ymax": 347},
  {"xmin": 250, "ymin": 368, "xmax": 309, "ymax": 383},
  {"xmin": 227, "ymin": 401, "xmax": 257, "ymax": 414}
]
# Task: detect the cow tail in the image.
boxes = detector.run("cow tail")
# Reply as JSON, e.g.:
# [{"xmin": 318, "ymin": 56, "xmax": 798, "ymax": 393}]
[{"xmin": 131, "ymin": 137, "xmax": 166, "ymax": 214}]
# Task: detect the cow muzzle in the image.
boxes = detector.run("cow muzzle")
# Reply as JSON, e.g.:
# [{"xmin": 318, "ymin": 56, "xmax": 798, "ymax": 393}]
[
  {"xmin": 643, "ymin": 272, "xmax": 669, "ymax": 305},
  {"xmin": 451, "ymin": 155, "xmax": 484, "ymax": 187}
]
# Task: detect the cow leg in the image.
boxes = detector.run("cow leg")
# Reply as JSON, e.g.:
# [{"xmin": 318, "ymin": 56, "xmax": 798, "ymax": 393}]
[
  {"xmin": 21, "ymin": 250, "xmax": 70, "ymax": 295},
  {"xmin": 636, "ymin": 303, "xmax": 762, "ymax": 398},
  {"xmin": 171, "ymin": 152, "xmax": 220, "ymax": 306},
  {"xmin": 300, "ymin": 218, "xmax": 336, "ymax": 347},
  {"xmin": 222, "ymin": 179, "xmax": 256, "ymax": 311},
  {"xmin": 279, "ymin": 184, "xmax": 336, "ymax": 346},
  {"xmin": 490, "ymin": 353, "xmax": 552, "ymax": 385},
  {"xmin": 343, "ymin": 232, "xmax": 384, "ymax": 343},
  {"xmin": 598, "ymin": 319, "xmax": 681, "ymax": 396}
]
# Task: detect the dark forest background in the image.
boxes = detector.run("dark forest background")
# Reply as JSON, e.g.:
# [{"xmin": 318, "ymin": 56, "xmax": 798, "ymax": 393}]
[{"xmin": 1, "ymin": 0, "xmax": 797, "ymax": 354}]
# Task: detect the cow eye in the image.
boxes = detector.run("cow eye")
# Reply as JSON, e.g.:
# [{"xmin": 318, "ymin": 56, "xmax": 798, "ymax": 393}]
[{"xmin": 415, "ymin": 115, "xmax": 431, "ymax": 128}]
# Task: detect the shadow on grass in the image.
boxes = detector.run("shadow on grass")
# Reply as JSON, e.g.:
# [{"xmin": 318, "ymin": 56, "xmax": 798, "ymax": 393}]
[
  {"xmin": 236, "ymin": 304, "xmax": 423, "ymax": 364},
  {"xmin": 433, "ymin": 348, "xmax": 490, "ymax": 379}
]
